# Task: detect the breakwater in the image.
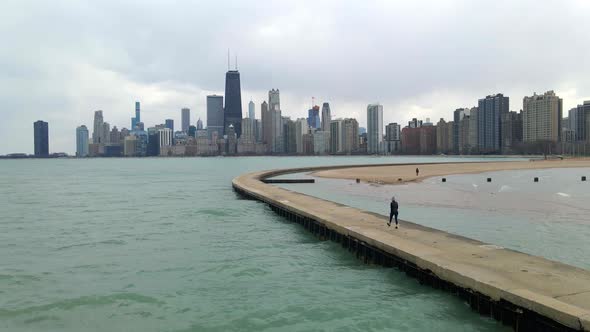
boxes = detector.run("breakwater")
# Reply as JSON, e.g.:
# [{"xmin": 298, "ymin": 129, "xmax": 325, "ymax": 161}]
[{"xmin": 233, "ymin": 164, "xmax": 590, "ymax": 331}]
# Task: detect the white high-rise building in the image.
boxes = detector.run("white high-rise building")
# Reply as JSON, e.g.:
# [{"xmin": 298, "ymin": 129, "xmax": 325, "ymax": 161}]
[
  {"xmin": 240, "ymin": 118, "xmax": 256, "ymax": 142},
  {"xmin": 295, "ymin": 118, "xmax": 309, "ymax": 154},
  {"xmin": 313, "ymin": 131, "xmax": 330, "ymax": 155},
  {"xmin": 248, "ymin": 100, "xmax": 255, "ymax": 119},
  {"xmin": 158, "ymin": 128, "xmax": 173, "ymax": 148},
  {"xmin": 76, "ymin": 125, "xmax": 89, "ymax": 157},
  {"xmin": 523, "ymin": 90, "xmax": 562, "ymax": 143},
  {"xmin": 367, "ymin": 104, "xmax": 384, "ymax": 154},
  {"xmin": 321, "ymin": 102, "xmax": 331, "ymax": 132},
  {"xmin": 181, "ymin": 108, "xmax": 190, "ymax": 133}
]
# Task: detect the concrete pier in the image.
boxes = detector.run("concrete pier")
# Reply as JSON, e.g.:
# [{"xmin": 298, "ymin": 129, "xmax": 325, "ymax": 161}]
[{"xmin": 233, "ymin": 164, "xmax": 590, "ymax": 331}]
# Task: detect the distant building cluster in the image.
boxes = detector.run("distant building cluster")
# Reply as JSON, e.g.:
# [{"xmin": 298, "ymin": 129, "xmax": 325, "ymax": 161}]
[{"xmin": 21, "ymin": 68, "xmax": 590, "ymax": 158}]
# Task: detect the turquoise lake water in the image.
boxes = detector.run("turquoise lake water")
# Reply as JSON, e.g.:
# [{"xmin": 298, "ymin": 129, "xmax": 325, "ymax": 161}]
[{"xmin": 0, "ymin": 157, "xmax": 522, "ymax": 331}]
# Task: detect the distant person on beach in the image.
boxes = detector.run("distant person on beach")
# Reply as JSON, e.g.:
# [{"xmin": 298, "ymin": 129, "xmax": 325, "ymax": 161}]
[
  {"xmin": 416, "ymin": 168, "xmax": 419, "ymax": 176},
  {"xmin": 388, "ymin": 197, "xmax": 399, "ymax": 229}
]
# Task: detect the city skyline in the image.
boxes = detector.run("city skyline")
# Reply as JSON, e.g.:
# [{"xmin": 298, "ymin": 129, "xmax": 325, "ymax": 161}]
[
  {"xmin": 2, "ymin": 1, "xmax": 590, "ymax": 154},
  {"xmin": 13, "ymin": 85, "xmax": 590, "ymax": 157}
]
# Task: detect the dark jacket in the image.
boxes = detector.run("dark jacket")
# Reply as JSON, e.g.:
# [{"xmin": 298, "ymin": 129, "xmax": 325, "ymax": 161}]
[{"xmin": 390, "ymin": 201, "xmax": 399, "ymax": 214}]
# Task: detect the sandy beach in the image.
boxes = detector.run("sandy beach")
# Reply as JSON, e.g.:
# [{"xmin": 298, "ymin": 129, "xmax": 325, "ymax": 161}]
[{"xmin": 312, "ymin": 158, "xmax": 590, "ymax": 184}]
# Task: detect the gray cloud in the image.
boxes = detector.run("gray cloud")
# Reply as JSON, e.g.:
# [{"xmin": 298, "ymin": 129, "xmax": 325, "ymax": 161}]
[{"xmin": 1, "ymin": 0, "xmax": 589, "ymax": 154}]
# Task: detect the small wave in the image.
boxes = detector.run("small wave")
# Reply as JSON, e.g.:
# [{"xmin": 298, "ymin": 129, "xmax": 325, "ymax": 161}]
[
  {"xmin": 24, "ymin": 315, "xmax": 60, "ymax": 324},
  {"xmin": 0, "ymin": 274, "xmax": 41, "ymax": 285},
  {"xmin": 556, "ymin": 192, "xmax": 571, "ymax": 197},
  {"xmin": 231, "ymin": 267, "xmax": 270, "ymax": 278},
  {"xmin": 195, "ymin": 208, "xmax": 233, "ymax": 217},
  {"xmin": 0, "ymin": 293, "xmax": 164, "ymax": 318},
  {"xmin": 56, "ymin": 239, "xmax": 126, "ymax": 251}
]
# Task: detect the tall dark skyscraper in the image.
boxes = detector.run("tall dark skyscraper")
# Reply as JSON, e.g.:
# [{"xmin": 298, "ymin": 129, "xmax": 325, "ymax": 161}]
[
  {"xmin": 165, "ymin": 119, "xmax": 174, "ymax": 132},
  {"xmin": 224, "ymin": 69, "xmax": 243, "ymax": 137},
  {"xmin": 33, "ymin": 120, "xmax": 49, "ymax": 157},
  {"xmin": 477, "ymin": 94, "xmax": 509, "ymax": 153}
]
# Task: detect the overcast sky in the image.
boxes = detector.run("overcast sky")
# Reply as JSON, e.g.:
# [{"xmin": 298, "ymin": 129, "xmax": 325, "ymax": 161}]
[{"xmin": 1, "ymin": 0, "xmax": 590, "ymax": 154}]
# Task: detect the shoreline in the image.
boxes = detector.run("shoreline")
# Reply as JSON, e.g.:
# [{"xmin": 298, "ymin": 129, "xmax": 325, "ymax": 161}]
[{"xmin": 311, "ymin": 159, "xmax": 590, "ymax": 185}]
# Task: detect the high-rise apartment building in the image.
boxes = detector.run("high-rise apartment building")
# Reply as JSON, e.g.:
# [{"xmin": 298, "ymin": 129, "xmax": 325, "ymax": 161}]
[
  {"xmin": 419, "ymin": 126, "xmax": 437, "ymax": 154},
  {"xmin": 330, "ymin": 118, "xmax": 358, "ymax": 154},
  {"xmin": 295, "ymin": 118, "xmax": 309, "ymax": 154},
  {"xmin": 385, "ymin": 123, "xmax": 401, "ymax": 154},
  {"xmin": 321, "ymin": 103, "xmax": 331, "ymax": 132},
  {"xmin": 109, "ymin": 126, "xmax": 121, "ymax": 144},
  {"xmin": 523, "ymin": 91, "xmax": 562, "ymax": 143},
  {"xmin": 248, "ymin": 100, "xmax": 255, "ymax": 119},
  {"xmin": 261, "ymin": 101, "xmax": 271, "ymax": 147},
  {"xmin": 283, "ymin": 118, "xmax": 296, "ymax": 154},
  {"xmin": 240, "ymin": 118, "xmax": 256, "ymax": 143},
  {"xmin": 224, "ymin": 70, "xmax": 243, "ymax": 137},
  {"xmin": 477, "ymin": 94, "xmax": 509, "ymax": 153},
  {"xmin": 270, "ymin": 105, "xmax": 283, "ymax": 153},
  {"xmin": 313, "ymin": 131, "xmax": 330, "ymax": 155},
  {"xmin": 458, "ymin": 115, "xmax": 471, "ymax": 154},
  {"xmin": 207, "ymin": 95, "xmax": 224, "ymax": 139},
  {"xmin": 401, "ymin": 121, "xmax": 436, "ymax": 155},
  {"xmin": 33, "ymin": 120, "xmax": 49, "ymax": 157},
  {"xmin": 330, "ymin": 119, "xmax": 343, "ymax": 154},
  {"xmin": 367, "ymin": 104, "xmax": 383, "ymax": 154},
  {"xmin": 102, "ymin": 122, "xmax": 110, "ymax": 144},
  {"xmin": 571, "ymin": 101, "xmax": 590, "ymax": 141},
  {"xmin": 123, "ymin": 136, "xmax": 137, "ymax": 157},
  {"xmin": 453, "ymin": 108, "xmax": 468, "ymax": 153},
  {"xmin": 181, "ymin": 108, "xmax": 190, "ymax": 133},
  {"xmin": 196, "ymin": 118, "xmax": 203, "ymax": 130},
  {"xmin": 76, "ymin": 125, "xmax": 89, "ymax": 157},
  {"xmin": 468, "ymin": 107, "xmax": 479, "ymax": 153},
  {"xmin": 436, "ymin": 119, "xmax": 454, "ymax": 154},
  {"xmin": 501, "ymin": 111, "xmax": 523, "ymax": 153},
  {"xmin": 342, "ymin": 118, "xmax": 359, "ymax": 154}
]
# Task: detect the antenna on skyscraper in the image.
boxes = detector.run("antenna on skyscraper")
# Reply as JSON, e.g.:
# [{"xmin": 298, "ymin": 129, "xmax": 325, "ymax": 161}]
[
  {"xmin": 227, "ymin": 49, "xmax": 230, "ymax": 71},
  {"xmin": 235, "ymin": 53, "xmax": 238, "ymax": 70}
]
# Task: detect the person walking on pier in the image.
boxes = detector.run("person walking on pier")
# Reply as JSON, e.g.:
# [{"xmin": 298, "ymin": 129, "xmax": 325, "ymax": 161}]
[
  {"xmin": 416, "ymin": 167, "xmax": 420, "ymax": 177},
  {"xmin": 388, "ymin": 197, "xmax": 399, "ymax": 229}
]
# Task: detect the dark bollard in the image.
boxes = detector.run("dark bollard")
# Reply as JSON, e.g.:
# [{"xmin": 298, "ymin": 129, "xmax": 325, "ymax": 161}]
[
  {"xmin": 487, "ymin": 178, "xmax": 492, "ymax": 182},
  {"xmin": 356, "ymin": 178, "xmax": 360, "ymax": 183},
  {"xmin": 582, "ymin": 176, "xmax": 587, "ymax": 182},
  {"xmin": 398, "ymin": 178, "xmax": 402, "ymax": 182},
  {"xmin": 442, "ymin": 178, "xmax": 446, "ymax": 182},
  {"xmin": 534, "ymin": 177, "xmax": 539, "ymax": 182}
]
